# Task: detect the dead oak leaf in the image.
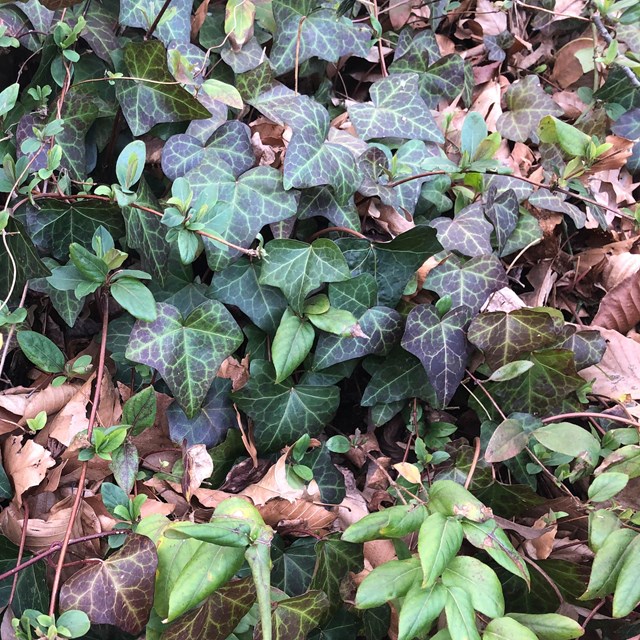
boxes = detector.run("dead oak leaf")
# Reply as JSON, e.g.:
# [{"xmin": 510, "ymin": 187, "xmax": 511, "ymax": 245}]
[{"xmin": 2, "ymin": 436, "xmax": 55, "ymax": 506}]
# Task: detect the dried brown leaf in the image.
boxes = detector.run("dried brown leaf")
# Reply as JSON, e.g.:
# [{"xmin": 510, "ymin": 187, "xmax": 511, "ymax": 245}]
[
  {"xmin": 2, "ymin": 437, "xmax": 55, "ymax": 506},
  {"xmin": 182, "ymin": 444, "xmax": 214, "ymax": 500},
  {"xmin": 593, "ymin": 274, "xmax": 640, "ymax": 334}
]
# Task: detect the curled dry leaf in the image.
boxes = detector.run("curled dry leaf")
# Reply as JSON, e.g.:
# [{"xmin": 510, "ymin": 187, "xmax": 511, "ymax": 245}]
[
  {"xmin": 2, "ymin": 436, "xmax": 55, "ymax": 506},
  {"xmin": 217, "ymin": 355, "xmax": 250, "ymax": 391},
  {"xmin": 257, "ymin": 497, "xmax": 336, "ymax": 531},
  {"xmin": 593, "ymin": 274, "xmax": 640, "ymax": 334},
  {"xmin": 182, "ymin": 444, "xmax": 214, "ymax": 500},
  {"xmin": 523, "ymin": 515, "xmax": 558, "ymax": 560}
]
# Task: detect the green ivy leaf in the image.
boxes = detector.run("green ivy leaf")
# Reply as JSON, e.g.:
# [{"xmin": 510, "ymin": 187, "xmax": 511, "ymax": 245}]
[
  {"xmin": 301, "ymin": 446, "xmax": 346, "ymax": 504},
  {"xmin": 122, "ymin": 386, "xmax": 156, "ymax": 434},
  {"xmin": 59, "ymin": 534, "xmax": 157, "ymax": 635},
  {"xmin": 348, "ymin": 74, "xmax": 443, "ymax": 143},
  {"xmin": 328, "ymin": 273, "xmax": 377, "ymax": 318},
  {"xmin": 401, "ymin": 305, "xmax": 473, "ymax": 407},
  {"xmin": 116, "ymin": 41, "xmax": 210, "ymax": 136},
  {"xmin": 468, "ymin": 309, "xmax": 565, "ymax": 371},
  {"xmin": 313, "ymin": 306, "xmax": 403, "ymax": 370},
  {"xmin": 232, "ymin": 365, "xmax": 340, "ymax": 453},
  {"xmin": 588, "ymin": 472, "xmax": 629, "ymax": 503},
  {"xmin": 496, "ymin": 75, "xmax": 563, "ymax": 142},
  {"xmin": 272, "ymin": 308, "xmax": 315, "ymax": 382},
  {"xmin": 125, "ymin": 301, "xmax": 243, "ymax": 418},
  {"xmin": 424, "ymin": 254, "xmax": 508, "ymax": 313},
  {"xmin": 431, "ymin": 202, "xmax": 494, "ymax": 257},
  {"xmin": 272, "ymin": 538, "xmax": 316, "ymax": 597},
  {"xmin": 256, "ymin": 590, "xmax": 330, "ymax": 640},
  {"xmin": 259, "ymin": 239, "xmax": 351, "ymax": 314},
  {"xmin": 297, "ymin": 187, "xmax": 360, "ymax": 232},
  {"xmin": 270, "ymin": 0, "xmax": 371, "ymax": 74}
]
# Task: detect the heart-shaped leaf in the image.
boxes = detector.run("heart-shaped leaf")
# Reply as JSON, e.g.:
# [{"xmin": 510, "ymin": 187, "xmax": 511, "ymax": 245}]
[
  {"xmin": 431, "ymin": 203, "xmax": 494, "ymax": 257},
  {"xmin": 297, "ymin": 187, "xmax": 360, "ymax": 232},
  {"xmin": 328, "ymin": 273, "xmax": 378, "ymax": 317},
  {"xmin": 402, "ymin": 305, "xmax": 473, "ymax": 407},
  {"xmin": 126, "ymin": 301, "xmax": 243, "ymax": 418}
]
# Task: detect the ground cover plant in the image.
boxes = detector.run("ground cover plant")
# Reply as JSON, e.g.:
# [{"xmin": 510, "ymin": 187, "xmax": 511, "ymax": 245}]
[{"xmin": 1, "ymin": 0, "xmax": 640, "ymax": 638}]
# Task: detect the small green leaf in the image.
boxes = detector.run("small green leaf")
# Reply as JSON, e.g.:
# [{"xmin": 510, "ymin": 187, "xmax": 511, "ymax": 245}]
[
  {"xmin": 487, "ymin": 360, "xmax": 535, "ymax": 382},
  {"xmin": 588, "ymin": 472, "xmax": 629, "ymax": 503},
  {"xmin": 398, "ymin": 583, "xmax": 446, "ymax": 640},
  {"xmin": 506, "ymin": 613, "xmax": 584, "ymax": 640},
  {"xmin": 444, "ymin": 586, "xmax": 481, "ymax": 640},
  {"xmin": 418, "ymin": 513, "xmax": 463, "ymax": 587},
  {"xmin": 0, "ymin": 83, "xmax": 19, "ymax": 118},
  {"xmin": 342, "ymin": 504, "xmax": 427, "ymax": 543},
  {"xmin": 69, "ymin": 243, "xmax": 108, "ymax": 283},
  {"xmin": 355, "ymin": 557, "xmax": 423, "ymax": 609},
  {"xmin": 532, "ymin": 422, "xmax": 600, "ymax": 467},
  {"xmin": 225, "ymin": 0, "xmax": 256, "ymax": 49},
  {"xmin": 272, "ymin": 308, "xmax": 315, "ymax": 383},
  {"xmin": 122, "ymin": 386, "xmax": 157, "ymax": 435},
  {"xmin": 201, "ymin": 79, "xmax": 244, "ymax": 109},
  {"xmin": 538, "ymin": 116, "xmax": 591, "ymax": 156},
  {"xmin": 116, "ymin": 140, "xmax": 146, "ymax": 191},
  {"xmin": 17, "ymin": 331, "xmax": 66, "ymax": 373},
  {"xmin": 326, "ymin": 435, "xmax": 351, "ymax": 453},
  {"xmin": 55, "ymin": 610, "xmax": 91, "ymax": 638},
  {"xmin": 428, "ymin": 480, "xmax": 491, "ymax": 522},
  {"xmin": 111, "ymin": 277, "xmax": 157, "ymax": 321},
  {"xmin": 308, "ymin": 306, "xmax": 359, "ymax": 336}
]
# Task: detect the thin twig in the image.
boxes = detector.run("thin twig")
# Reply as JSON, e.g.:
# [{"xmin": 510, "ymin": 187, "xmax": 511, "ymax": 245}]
[
  {"xmin": 8, "ymin": 502, "xmax": 28, "ymax": 606},
  {"xmin": 145, "ymin": 0, "xmax": 174, "ymax": 39},
  {"xmin": 372, "ymin": 0, "xmax": 388, "ymax": 77},
  {"xmin": 294, "ymin": 16, "xmax": 307, "ymax": 95},
  {"xmin": 0, "ymin": 282, "xmax": 28, "ymax": 381},
  {"xmin": 464, "ymin": 437, "xmax": 481, "ymax": 489},
  {"xmin": 523, "ymin": 556, "xmax": 565, "ymax": 603},
  {"xmin": 48, "ymin": 293, "xmax": 110, "ymax": 616},
  {"xmin": 308, "ymin": 226, "xmax": 367, "ymax": 241},
  {"xmin": 542, "ymin": 412, "xmax": 639, "ymax": 428}
]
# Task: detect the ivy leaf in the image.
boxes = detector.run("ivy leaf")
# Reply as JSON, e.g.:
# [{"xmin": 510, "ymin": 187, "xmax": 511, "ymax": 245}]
[
  {"xmin": 528, "ymin": 188, "xmax": 586, "ymax": 228},
  {"xmin": 424, "ymin": 254, "xmax": 508, "ymax": 313},
  {"xmin": 81, "ymin": 3, "xmax": 118, "ymax": 64},
  {"xmin": 122, "ymin": 180, "xmax": 171, "ymax": 286},
  {"xmin": 486, "ymin": 349, "xmax": 586, "ymax": 416},
  {"xmin": 301, "ymin": 446, "xmax": 346, "ymax": 504},
  {"xmin": 271, "ymin": 95, "xmax": 360, "ymax": 203},
  {"xmin": 270, "ymin": 0, "xmax": 371, "ymax": 74},
  {"xmin": 468, "ymin": 309, "xmax": 565, "ymax": 371},
  {"xmin": 500, "ymin": 211, "xmax": 542, "ymax": 257},
  {"xmin": 272, "ymin": 538, "xmax": 316, "ymax": 597},
  {"xmin": 418, "ymin": 55, "xmax": 467, "ymax": 107},
  {"xmin": 297, "ymin": 187, "xmax": 360, "ymax": 232},
  {"xmin": 162, "ymin": 122, "xmax": 254, "ymax": 181},
  {"xmin": 59, "ymin": 534, "xmax": 157, "ymax": 635},
  {"xmin": 232, "ymin": 365, "xmax": 340, "ymax": 453},
  {"xmin": 116, "ymin": 41, "xmax": 210, "ymax": 136},
  {"xmin": 27, "ymin": 199, "xmax": 124, "ymax": 262},
  {"xmin": 162, "ymin": 578, "xmax": 256, "ymax": 640},
  {"xmin": 259, "ymin": 239, "xmax": 351, "ymax": 314},
  {"xmin": 401, "ymin": 305, "xmax": 473, "ymax": 407},
  {"xmin": 256, "ymin": 590, "xmax": 330, "ymax": 640},
  {"xmin": 431, "ymin": 203, "xmax": 494, "ymax": 257},
  {"xmin": 561, "ymin": 330, "xmax": 606, "ymax": 370},
  {"xmin": 125, "ymin": 301, "xmax": 243, "ymax": 418},
  {"xmin": 185, "ymin": 160, "xmax": 299, "ymax": 271},
  {"xmin": 496, "ymin": 75, "xmax": 563, "ymax": 143},
  {"xmin": 167, "ymin": 378, "xmax": 236, "ymax": 447},
  {"xmin": 119, "ymin": 0, "xmax": 191, "ymax": 45},
  {"xmin": 328, "ymin": 273, "xmax": 378, "ymax": 317},
  {"xmin": 362, "ymin": 347, "xmax": 437, "ymax": 407},
  {"xmin": 210, "ymin": 258, "xmax": 288, "ymax": 333},
  {"xmin": 313, "ymin": 306, "xmax": 403, "ymax": 370},
  {"xmin": 338, "ymin": 226, "xmax": 442, "ymax": 307},
  {"xmin": 348, "ymin": 74, "xmax": 443, "ymax": 142},
  {"xmin": 485, "ymin": 189, "xmax": 519, "ymax": 254}
]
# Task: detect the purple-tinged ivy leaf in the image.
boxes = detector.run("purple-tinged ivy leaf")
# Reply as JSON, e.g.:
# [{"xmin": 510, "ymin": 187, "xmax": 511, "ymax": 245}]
[
  {"xmin": 431, "ymin": 203, "xmax": 494, "ymax": 257},
  {"xmin": 484, "ymin": 188, "xmax": 519, "ymax": 253},
  {"xmin": 184, "ymin": 159, "xmax": 299, "ymax": 271},
  {"xmin": 125, "ymin": 301, "xmax": 243, "ymax": 418},
  {"xmin": 167, "ymin": 378, "xmax": 236, "ymax": 447},
  {"xmin": 500, "ymin": 212, "xmax": 542, "ymax": 257},
  {"xmin": 232, "ymin": 365, "xmax": 340, "ymax": 453},
  {"xmin": 560, "ymin": 329, "xmax": 606, "ymax": 371},
  {"xmin": 270, "ymin": 0, "xmax": 371, "ymax": 75},
  {"xmin": 237, "ymin": 62, "xmax": 297, "ymax": 123},
  {"xmin": 162, "ymin": 578, "xmax": 256, "ymax": 640},
  {"xmin": 297, "ymin": 187, "xmax": 360, "ymax": 232},
  {"xmin": 468, "ymin": 309, "xmax": 565, "ymax": 371},
  {"xmin": 119, "ymin": 0, "xmax": 192, "ymax": 45},
  {"xmin": 79, "ymin": 2, "xmax": 117, "ymax": 64},
  {"xmin": 496, "ymin": 76, "xmax": 563, "ymax": 143},
  {"xmin": 528, "ymin": 188, "xmax": 586, "ymax": 228},
  {"xmin": 0, "ymin": 5, "xmax": 40, "ymax": 51},
  {"xmin": 210, "ymin": 258, "xmax": 287, "ymax": 333},
  {"xmin": 612, "ymin": 108, "xmax": 640, "ymax": 140},
  {"xmin": 484, "ymin": 174, "xmax": 534, "ymax": 202},
  {"xmin": 27, "ymin": 199, "xmax": 124, "ymax": 262},
  {"xmin": 59, "ymin": 534, "xmax": 157, "ymax": 636},
  {"xmin": 271, "ymin": 95, "xmax": 361, "ymax": 204},
  {"xmin": 185, "ymin": 89, "xmax": 228, "ymax": 143},
  {"xmin": 221, "ymin": 37, "xmax": 267, "ymax": 73},
  {"xmin": 349, "ymin": 74, "xmax": 444, "ymax": 143},
  {"xmin": 402, "ymin": 305, "xmax": 473, "ymax": 407},
  {"xmin": 390, "ymin": 27, "xmax": 439, "ymax": 73},
  {"xmin": 162, "ymin": 122, "xmax": 254, "ymax": 181},
  {"xmin": 419, "ymin": 54, "xmax": 466, "ymax": 108},
  {"xmin": 313, "ymin": 307, "xmax": 403, "ymax": 370},
  {"xmin": 424, "ymin": 254, "xmax": 508, "ymax": 313},
  {"xmin": 255, "ymin": 591, "xmax": 330, "ymax": 640},
  {"xmin": 116, "ymin": 41, "xmax": 210, "ymax": 137}
]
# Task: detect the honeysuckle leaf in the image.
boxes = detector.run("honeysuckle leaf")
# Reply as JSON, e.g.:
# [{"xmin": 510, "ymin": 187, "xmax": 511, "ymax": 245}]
[
  {"xmin": 496, "ymin": 75, "xmax": 563, "ymax": 143},
  {"xmin": 362, "ymin": 347, "xmax": 438, "ymax": 407},
  {"xmin": 431, "ymin": 203, "xmax": 494, "ymax": 257},
  {"xmin": 126, "ymin": 301, "xmax": 243, "ymax": 418},
  {"xmin": 27, "ymin": 199, "xmax": 124, "ymax": 262},
  {"xmin": 270, "ymin": 95, "xmax": 361, "ymax": 203},
  {"xmin": 338, "ymin": 226, "xmax": 442, "ymax": 307},
  {"xmin": 120, "ymin": 0, "xmax": 191, "ymax": 45},
  {"xmin": 232, "ymin": 363, "xmax": 340, "ymax": 452},
  {"xmin": 270, "ymin": 0, "xmax": 371, "ymax": 74},
  {"xmin": 162, "ymin": 122, "xmax": 255, "ymax": 181},
  {"xmin": 210, "ymin": 258, "xmax": 288, "ymax": 333},
  {"xmin": 259, "ymin": 238, "xmax": 351, "ymax": 314},
  {"xmin": 348, "ymin": 73, "xmax": 444, "ymax": 143},
  {"xmin": 166, "ymin": 378, "xmax": 236, "ymax": 448},
  {"xmin": 59, "ymin": 534, "xmax": 157, "ymax": 635},
  {"xmin": 401, "ymin": 305, "xmax": 473, "ymax": 407},
  {"xmin": 184, "ymin": 159, "xmax": 299, "ymax": 270},
  {"xmin": 485, "ymin": 349, "xmax": 586, "ymax": 416},
  {"xmin": 424, "ymin": 254, "xmax": 508, "ymax": 313},
  {"xmin": 313, "ymin": 306, "xmax": 403, "ymax": 370},
  {"xmin": 116, "ymin": 41, "xmax": 210, "ymax": 136},
  {"xmin": 468, "ymin": 309, "xmax": 566, "ymax": 371}
]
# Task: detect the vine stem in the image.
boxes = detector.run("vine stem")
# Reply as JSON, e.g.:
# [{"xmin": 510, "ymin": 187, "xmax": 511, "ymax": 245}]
[
  {"xmin": 48, "ymin": 293, "xmax": 109, "ymax": 617},
  {"xmin": 308, "ymin": 226, "xmax": 367, "ymax": 241},
  {"xmin": 24, "ymin": 192, "xmax": 259, "ymax": 258},
  {"xmin": 145, "ymin": 0, "xmax": 174, "ymax": 39},
  {"xmin": 0, "ymin": 530, "xmax": 132, "ymax": 584},
  {"xmin": 0, "ymin": 282, "xmax": 28, "ymax": 382},
  {"xmin": 542, "ymin": 411, "xmax": 639, "ymax": 428},
  {"xmin": 372, "ymin": 0, "xmax": 388, "ymax": 77}
]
